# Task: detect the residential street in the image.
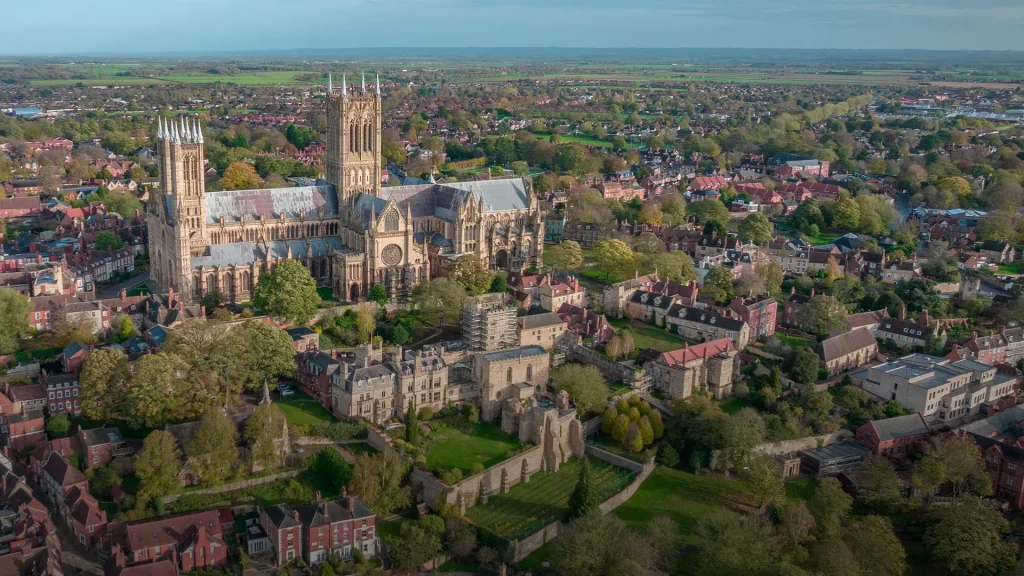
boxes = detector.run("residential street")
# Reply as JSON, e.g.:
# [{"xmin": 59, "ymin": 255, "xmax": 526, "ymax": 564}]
[{"xmin": 97, "ymin": 271, "xmax": 149, "ymax": 299}]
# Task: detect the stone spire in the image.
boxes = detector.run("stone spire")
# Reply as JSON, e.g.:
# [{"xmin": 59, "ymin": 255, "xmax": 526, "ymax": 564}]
[
  {"xmin": 328, "ymin": 72, "xmax": 332, "ymax": 94},
  {"xmin": 181, "ymin": 117, "xmax": 191, "ymax": 142},
  {"xmin": 361, "ymin": 72, "xmax": 366, "ymax": 93},
  {"xmin": 375, "ymin": 72, "xmax": 380, "ymax": 97},
  {"xmin": 194, "ymin": 116, "xmax": 204, "ymax": 144},
  {"xmin": 341, "ymin": 73, "xmax": 347, "ymax": 98},
  {"xmin": 261, "ymin": 376, "xmax": 271, "ymax": 405},
  {"xmin": 157, "ymin": 116, "xmax": 164, "ymax": 140},
  {"xmin": 171, "ymin": 120, "xmax": 179, "ymax": 144}
]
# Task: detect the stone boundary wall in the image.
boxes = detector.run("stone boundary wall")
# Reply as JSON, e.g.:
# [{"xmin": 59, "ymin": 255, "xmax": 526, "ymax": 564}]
[
  {"xmin": 753, "ymin": 429, "xmax": 853, "ymax": 457},
  {"xmin": 581, "ymin": 417, "xmax": 601, "ymax": 439},
  {"xmin": 584, "ymin": 444, "xmax": 646, "ymax": 473},
  {"xmin": 413, "ymin": 445, "xmax": 547, "ymax": 512},
  {"xmin": 567, "ymin": 345, "xmax": 643, "ymax": 386},
  {"xmin": 293, "ymin": 437, "xmax": 369, "ymax": 447},
  {"xmin": 508, "ymin": 456, "xmax": 656, "ymax": 562},
  {"xmin": 160, "ymin": 469, "xmax": 302, "ymax": 504}
]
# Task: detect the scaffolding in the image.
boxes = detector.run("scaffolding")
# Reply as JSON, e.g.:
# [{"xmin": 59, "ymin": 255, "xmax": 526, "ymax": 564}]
[{"xmin": 462, "ymin": 293, "xmax": 518, "ymax": 351}]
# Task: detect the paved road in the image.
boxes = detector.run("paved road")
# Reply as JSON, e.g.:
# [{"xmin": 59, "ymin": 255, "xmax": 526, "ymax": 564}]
[{"xmin": 97, "ymin": 271, "xmax": 149, "ymax": 299}]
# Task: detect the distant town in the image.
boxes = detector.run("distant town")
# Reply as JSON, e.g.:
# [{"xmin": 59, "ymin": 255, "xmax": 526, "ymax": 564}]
[{"xmin": 0, "ymin": 52, "xmax": 1022, "ymax": 576}]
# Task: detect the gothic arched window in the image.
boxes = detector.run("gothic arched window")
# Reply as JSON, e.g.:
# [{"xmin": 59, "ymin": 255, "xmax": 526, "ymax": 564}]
[
  {"xmin": 526, "ymin": 365, "xmax": 533, "ymax": 381},
  {"xmin": 507, "ymin": 368, "xmax": 513, "ymax": 383},
  {"xmin": 385, "ymin": 211, "xmax": 399, "ymax": 232}
]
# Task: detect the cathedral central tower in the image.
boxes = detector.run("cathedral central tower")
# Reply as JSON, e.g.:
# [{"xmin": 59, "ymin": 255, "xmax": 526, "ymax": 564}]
[{"xmin": 326, "ymin": 73, "xmax": 382, "ymax": 204}]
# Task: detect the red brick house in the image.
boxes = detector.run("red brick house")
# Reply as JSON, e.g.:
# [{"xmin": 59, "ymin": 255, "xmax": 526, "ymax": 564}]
[
  {"xmin": 259, "ymin": 503, "xmax": 304, "ymax": 566},
  {"xmin": 61, "ymin": 342, "xmax": 90, "ymax": 375},
  {"xmin": 115, "ymin": 510, "xmax": 228, "ymax": 572},
  {"xmin": 0, "ymin": 197, "xmax": 42, "ymax": 219},
  {"xmin": 0, "ymin": 468, "xmax": 54, "ymax": 555},
  {"xmin": 39, "ymin": 451, "xmax": 88, "ymax": 505},
  {"xmin": 556, "ymin": 303, "xmax": 615, "ymax": 344},
  {"xmin": 63, "ymin": 485, "xmax": 107, "ymax": 549},
  {"xmin": 971, "ymin": 433, "xmax": 1024, "ymax": 510},
  {"xmin": 728, "ymin": 294, "xmax": 777, "ymax": 340},
  {"xmin": 41, "ymin": 372, "xmax": 80, "ymax": 416},
  {"xmin": 295, "ymin": 351, "xmax": 343, "ymax": 411},
  {"xmin": 78, "ymin": 427, "xmax": 131, "ymax": 469},
  {"xmin": 779, "ymin": 287, "xmax": 814, "ymax": 328},
  {"xmin": 3, "ymin": 409, "xmax": 46, "ymax": 452},
  {"xmin": 855, "ymin": 414, "xmax": 931, "ymax": 462}
]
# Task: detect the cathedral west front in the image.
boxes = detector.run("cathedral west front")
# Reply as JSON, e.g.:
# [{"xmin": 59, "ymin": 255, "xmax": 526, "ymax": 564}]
[{"xmin": 147, "ymin": 74, "xmax": 544, "ymax": 304}]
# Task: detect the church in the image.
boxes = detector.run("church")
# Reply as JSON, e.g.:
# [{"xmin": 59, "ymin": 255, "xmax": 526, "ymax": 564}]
[{"xmin": 147, "ymin": 74, "xmax": 544, "ymax": 304}]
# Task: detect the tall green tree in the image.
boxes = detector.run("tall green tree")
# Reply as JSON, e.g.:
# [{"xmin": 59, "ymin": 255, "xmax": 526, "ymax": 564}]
[
  {"xmin": 0, "ymin": 287, "xmax": 31, "ymax": 354},
  {"xmin": 700, "ymin": 267, "xmax": 735, "ymax": 304},
  {"xmin": 593, "ymin": 238, "xmax": 635, "ymax": 281},
  {"xmin": 252, "ymin": 259, "xmax": 321, "ymax": 324},
  {"xmin": 744, "ymin": 456, "xmax": 785, "ymax": 509},
  {"xmin": 925, "ymin": 496, "xmax": 1015, "ymax": 576},
  {"xmin": 547, "ymin": 240, "xmax": 584, "ymax": 272},
  {"xmin": 567, "ymin": 459, "xmax": 599, "ymax": 520},
  {"xmin": 350, "ymin": 450, "xmax": 411, "ymax": 516},
  {"xmin": 367, "ymin": 284, "xmax": 388, "ymax": 307},
  {"xmin": 736, "ymin": 213, "xmax": 774, "ymax": 245},
  {"xmin": 550, "ymin": 364, "xmax": 609, "ymax": 417},
  {"xmin": 94, "ymin": 231, "xmax": 124, "ymax": 251},
  {"xmin": 136, "ymin": 430, "xmax": 182, "ymax": 502},
  {"xmin": 808, "ymin": 477, "xmax": 852, "ymax": 540},
  {"xmin": 79, "ymin": 347, "xmax": 131, "ymax": 420},
  {"xmin": 125, "ymin": 352, "xmax": 179, "ymax": 428},
  {"xmin": 688, "ymin": 199, "xmax": 730, "ymax": 226},
  {"xmin": 225, "ymin": 321, "xmax": 297, "ymax": 392},
  {"xmin": 412, "ymin": 278, "xmax": 466, "ymax": 326},
  {"xmin": 796, "ymin": 295, "xmax": 848, "ymax": 336},
  {"xmin": 187, "ymin": 408, "xmax": 239, "ymax": 486},
  {"xmin": 450, "ymin": 255, "xmax": 492, "ymax": 296}
]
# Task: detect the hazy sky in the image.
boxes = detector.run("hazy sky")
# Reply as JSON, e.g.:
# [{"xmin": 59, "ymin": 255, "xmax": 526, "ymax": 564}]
[{"xmin": 7, "ymin": 0, "xmax": 1024, "ymax": 54}]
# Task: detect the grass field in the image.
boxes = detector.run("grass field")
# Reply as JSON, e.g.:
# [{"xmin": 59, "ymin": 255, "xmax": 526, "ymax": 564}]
[
  {"xmin": 30, "ymin": 70, "xmax": 311, "ymax": 87},
  {"xmin": 615, "ymin": 466, "xmax": 752, "ymax": 546},
  {"xmin": 997, "ymin": 262, "xmax": 1024, "ymax": 275},
  {"xmin": 425, "ymin": 422, "xmax": 522, "ymax": 475},
  {"xmin": 608, "ymin": 318, "xmax": 688, "ymax": 352},
  {"xmin": 776, "ymin": 334, "xmax": 816, "ymax": 348},
  {"xmin": 531, "ymin": 133, "xmax": 640, "ymax": 149},
  {"xmin": 806, "ymin": 232, "xmax": 843, "ymax": 246},
  {"xmin": 578, "ymin": 267, "xmax": 625, "ymax": 285},
  {"xmin": 785, "ymin": 478, "xmax": 817, "ymax": 501},
  {"xmin": 276, "ymin": 391, "xmax": 337, "ymax": 426},
  {"xmin": 467, "ymin": 457, "xmax": 633, "ymax": 539}
]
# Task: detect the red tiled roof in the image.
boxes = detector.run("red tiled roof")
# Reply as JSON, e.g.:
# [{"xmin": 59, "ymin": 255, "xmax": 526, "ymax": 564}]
[{"xmin": 659, "ymin": 338, "xmax": 734, "ymax": 366}]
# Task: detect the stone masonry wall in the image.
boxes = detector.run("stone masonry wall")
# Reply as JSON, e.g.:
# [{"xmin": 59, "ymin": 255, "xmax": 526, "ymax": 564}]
[{"xmin": 753, "ymin": 429, "xmax": 853, "ymax": 457}]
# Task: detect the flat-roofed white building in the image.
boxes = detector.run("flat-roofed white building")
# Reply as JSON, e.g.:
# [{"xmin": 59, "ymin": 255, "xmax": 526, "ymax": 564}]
[{"xmin": 851, "ymin": 353, "xmax": 1018, "ymax": 424}]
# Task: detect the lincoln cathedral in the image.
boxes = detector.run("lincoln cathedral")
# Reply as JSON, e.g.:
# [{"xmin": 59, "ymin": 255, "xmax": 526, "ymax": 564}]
[{"xmin": 147, "ymin": 74, "xmax": 544, "ymax": 304}]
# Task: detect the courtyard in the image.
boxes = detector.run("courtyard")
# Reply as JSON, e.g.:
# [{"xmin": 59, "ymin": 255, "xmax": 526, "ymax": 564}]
[{"xmin": 424, "ymin": 422, "xmax": 524, "ymax": 475}]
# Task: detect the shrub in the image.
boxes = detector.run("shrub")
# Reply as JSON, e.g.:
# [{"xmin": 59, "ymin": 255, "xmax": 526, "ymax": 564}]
[
  {"xmin": 470, "ymin": 462, "xmax": 485, "ymax": 476},
  {"xmin": 461, "ymin": 404, "xmax": 479, "ymax": 423},
  {"xmin": 418, "ymin": 407, "xmax": 435, "ymax": 421},
  {"xmin": 441, "ymin": 469, "xmax": 464, "ymax": 485},
  {"xmin": 657, "ymin": 443, "xmax": 679, "ymax": 467}
]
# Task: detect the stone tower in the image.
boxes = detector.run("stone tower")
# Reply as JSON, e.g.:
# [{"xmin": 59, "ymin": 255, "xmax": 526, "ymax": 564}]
[
  {"xmin": 325, "ymin": 72, "xmax": 382, "ymax": 204},
  {"xmin": 148, "ymin": 115, "xmax": 206, "ymax": 298}
]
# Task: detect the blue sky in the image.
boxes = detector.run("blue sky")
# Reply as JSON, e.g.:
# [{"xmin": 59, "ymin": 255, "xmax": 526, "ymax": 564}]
[{"xmin": 7, "ymin": 0, "xmax": 1024, "ymax": 53}]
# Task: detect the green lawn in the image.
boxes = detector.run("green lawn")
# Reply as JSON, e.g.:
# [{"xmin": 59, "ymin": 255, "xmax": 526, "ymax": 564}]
[
  {"xmin": 517, "ymin": 542, "xmax": 553, "ymax": 572},
  {"xmin": 718, "ymin": 396, "xmax": 747, "ymax": 415},
  {"xmin": 806, "ymin": 233, "xmax": 843, "ymax": 246},
  {"xmin": 997, "ymin": 261, "xmax": 1024, "ymax": 275},
  {"xmin": 614, "ymin": 466, "xmax": 752, "ymax": 546},
  {"xmin": 467, "ymin": 457, "xmax": 634, "ymax": 539},
  {"xmin": 589, "ymin": 434, "xmax": 653, "ymax": 463},
  {"xmin": 608, "ymin": 318, "xmax": 689, "ymax": 353},
  {"xmin": 425, "ymin": 422, "xmax": 523, "ymax": 475},
  {"xmin": 276, "ymin": 391, "xmax": 337, "ymax": 426},
  {"xmin": 578, "ymin": 267, "xmax": 625, "ymax": 285},
  {"xmin": 126, "ymin": 286, "xmax": 152, "ymax": 297},
  {"xmin": 531, "ymin": 133, "xmax": 641, "ymax": 149},
  {"xmin": 785, "ymin": 478, "xmax": 817, "ymax": 501},
  {"xmin": 776, "ymin": 334, "xmax": 815, "ymax": 348}
]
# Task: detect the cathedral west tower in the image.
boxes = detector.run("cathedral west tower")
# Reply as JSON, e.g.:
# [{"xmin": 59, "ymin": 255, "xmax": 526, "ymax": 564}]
[{"xmin": 326, "ymin": 73, "xmax": 382, "ymax": 204}]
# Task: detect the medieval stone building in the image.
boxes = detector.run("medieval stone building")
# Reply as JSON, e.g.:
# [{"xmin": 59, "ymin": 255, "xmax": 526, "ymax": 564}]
[{"xmin": 147, "ymin": 74, "xmax": 544, "ymax": 304}]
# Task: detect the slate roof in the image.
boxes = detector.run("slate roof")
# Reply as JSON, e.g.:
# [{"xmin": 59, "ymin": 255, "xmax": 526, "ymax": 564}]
[
  {"xmin": 262, "ymin": 503, "xmax": 301, "ymax": 529},
  {"xmin": 878, "ymin": 318, "xmax": 932, "ymax": 340},
  {"xmin": 866, "ymin": 413, "xmax": 930, "ymax": 441},
  {"xmin": 483, "ymin": 346, "xmax": 548, "ymax": 362},
  {"xmin": 379, "ymin": 178, "xmax": 531, "ymax": 219},
  {"xmin": 296, "ymin": 497, "xmax": 375, "ymax": 527},
  {"xmin": 205, "ymin": 186, "xmax": 337, "ymax": 223},
  {"xmin": 80, "ymin": 427, "xmax": 124, "ymax": 448},
  {"xmin": 815, "ymin": 327, "xmax": 877, "ymax": 362},
  {"xmin": 800, "ymin": 441, "xmax": 870, "ymax": 463},
  {"xmin": 670, "ymin": 305, "xmax": 746, "ymax": 331},
  {"xmin": 519, "ymin": 312, "xmax": 565, "ymax": 330},
  {"xmin": 630, "ymin": 290, "xmax": 677, "ymax": 310},
  {"xmin": 43, "ymin": 452, "xmax": 86, "ymax": 488},
  {"xmin": 191, "ymin": 237, "xmax": 346, "ymax": 269}
]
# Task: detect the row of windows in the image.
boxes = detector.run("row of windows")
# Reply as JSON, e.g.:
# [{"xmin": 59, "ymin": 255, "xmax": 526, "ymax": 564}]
[{"xmin": 48, "ymin": 389, "xmax": 78, "ymax": 399}]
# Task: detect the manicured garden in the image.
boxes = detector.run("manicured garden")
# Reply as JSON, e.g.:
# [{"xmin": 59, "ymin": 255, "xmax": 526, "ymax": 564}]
[
  {"xmin": 997, "ymin": 261, "xmax": 1024, "ymax": 275},
  {"xmin": 276, "ymin": 391, "xmax": 337, "ymax": 426},
  {"xmin": 467, "ymin": 457, "xmax": 634, "ymax": 540},
  {"xmin": 425, "ymin": 422, "xmax": 523, "ymax": 475},
  {"xmin": 614, "ymin": 466, "xmax": 752, "ymax": 546},
  {"xmin": 775, "ymin": 334, "xmax": 816, "ymax": 348}
]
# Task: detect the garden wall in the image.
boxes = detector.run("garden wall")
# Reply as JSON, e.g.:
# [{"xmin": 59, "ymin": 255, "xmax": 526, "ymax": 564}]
[
  {"xmin": 413, "ymin": 445, "xmax": 547, "ymax": 512},
  {"xmin": 507, "ymin": 455, "xmax": 655, "ymax": 562},
  {"xmin": 752, "ymin": 429, "xmax": 853, "ymax": 457},
  {"xmin": 567, "ymin": 345, "xmax": 644, "ymax": 386},
  {"xmin": 159, "ymin": 469, "xmax": 302, "ymax": 504}
]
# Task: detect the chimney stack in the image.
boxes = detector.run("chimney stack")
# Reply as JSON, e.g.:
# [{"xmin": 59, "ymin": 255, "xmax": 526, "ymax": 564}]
[
  {"xmin": 347, "ymin": 496, "xmax": 355, "ymax": 513},
  {"xmin": 293, "ymin": 509, "xmax": 300, "ymax": 521}
]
